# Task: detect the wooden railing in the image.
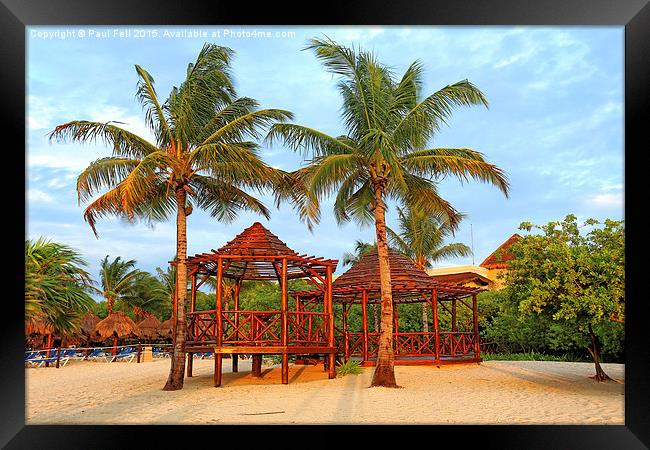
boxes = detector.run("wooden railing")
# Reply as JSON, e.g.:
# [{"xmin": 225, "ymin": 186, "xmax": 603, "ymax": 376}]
[
  {"xmin": 187, "ymin": 310, "xmax": 330, "ymax": 347},
  {"xmin": 438, "ymin": 332, "xmax": 477, "ymax": 357},
  {"xmin": 338, "ymin": 331, "xmax": 477, "ymax": 358},
  {"xmin": 287, "ymin": 311, "xmax": 329, "ymax": 346}
]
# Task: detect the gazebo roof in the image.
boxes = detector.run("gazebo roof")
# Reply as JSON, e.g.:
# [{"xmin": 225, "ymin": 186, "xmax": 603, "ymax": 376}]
[
  {"xmin": 480, "ymin": 233, "xmax": 522, "ymax": 269},
  {"xmin": 294, "ymin": 248, "xmax": 481, "ymax": 303},
  {"xmin": 184, "ymin": 222, "xmax": 338, "ymax": 281}
]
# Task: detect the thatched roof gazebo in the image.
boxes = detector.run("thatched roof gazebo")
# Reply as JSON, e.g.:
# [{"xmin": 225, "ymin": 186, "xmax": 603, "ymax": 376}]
[
  {"xmin": 294, "ymin": 247, "xmax": 484, "ymax": 366},
  {"xmin": 137, "ymin": 315, "xmax": 161, "ymax": 341},
  {"xmin": 80, "ymin": 312, "xmax": 100, "ymax": 339},
  {"xmin": 25, "ymin": 314, "xmax": 55, "ymax": 352},
  {"xmin": 25, "ymin": 314, "xmax": 54, "ymax": 336},
  {"xmin": 95, "ymin": 311, "xmax": 140, "ymax": 355},
  {"xmin": 158, "ymin": 318, "xmax": 174, "ymax": 340},
  {"xmin": 180, "ymin": 222, "xmax": 338, "ymax": 387}
]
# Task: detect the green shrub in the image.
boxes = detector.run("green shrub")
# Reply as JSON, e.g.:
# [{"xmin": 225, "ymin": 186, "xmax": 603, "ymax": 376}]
[
  {"xmin": 481, "ymin": 352, "xmax": 586, "ymax": 362},
  {"xmin": 335, "ymin": 359, "xmax": 364, "ymax": 376}
]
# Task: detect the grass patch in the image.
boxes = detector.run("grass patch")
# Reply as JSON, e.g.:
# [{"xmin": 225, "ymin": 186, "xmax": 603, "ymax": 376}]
[{"xmin": 335, "ymin": 359, "xmax": 364, "ymax": 377}]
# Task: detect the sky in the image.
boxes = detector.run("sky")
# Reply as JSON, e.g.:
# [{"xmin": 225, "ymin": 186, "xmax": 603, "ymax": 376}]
[{"xmin": 26, "ymin": 25, "xmax": 624, "ymax": 291}]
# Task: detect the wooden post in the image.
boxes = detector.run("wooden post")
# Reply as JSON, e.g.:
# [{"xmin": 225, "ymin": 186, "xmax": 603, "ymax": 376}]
[
  {"xmin": 361, "ymin": 290, "xmax": 369, "ymax": 363},
  {"xmin": 393, "ymin": 303, "xmax": 399, "ymax": 356},
  {"xmin": 473, "ymin": 293, "xmax": 480, "ymax": 360},
  {"xmin": 113, "ymin": 336, "xmax": 118, "ymax": 356},
  {"xmin": 55, "ymin": 346, "xmax": 61, "ymax": 368},
  {"xmin": 214, "ymin": 258, "xmax": 224, "ymax": 387},
  {"xmin": 252, "ymin": 355, "xmax": 262, "ymax": 377},
  {"xmin": 452, "ymin": 299, "xmax": 457, "ymax": 332},
  {"xmin": 232, "ymin": 280, "xmax": 240, "ymax": 373},
  {"xmin": 187, "ymin": 352, "xmax": 193, "ymax": 377},
  {"xmin": 137, "ymin": 341, "xmax": 141, "ymax": 363},
  {"xmin": 326, "ymin": 263, "xmax": 335, "ymax": 379},
  {"xmin": 45, "ymin": 334, "xmax": 52, "ymax": 367},
  {"xmin": 343, "ymin": 303, "xmax": 350, "ymax": 361},
  {"xmin": 190, "ymin": 272, "xmax": 197, "ymax": 313},
  {"xmin": 281, "ymin": 258, "xmax": 289, "ymax": 385},
  {"xmin": 433, "ymin": 289, "xmax": 440, "ymax": 364}
]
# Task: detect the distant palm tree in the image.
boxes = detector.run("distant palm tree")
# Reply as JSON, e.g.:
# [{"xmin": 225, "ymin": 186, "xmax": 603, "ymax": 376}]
[
  {"xmin": 25, "ymin": 238, "xmax": 95, "ymax": 363},
  {"xmin": 269, "ymin": 37, "xmax": 509, "ymax": 387},
  {"xmin": 341, "ymin": 240, "xmax": 376, "ymax": 267},
  {"xmin": 341, "ymin": 240, "xmax": 379, "ymax": 331},
  {"xmin": 49, "ymin": 44, "xmax": 293, "ymax": 390},
  {"xmin": 387, "ymin": 206, "xmax": 472, "ymax": 331},
  {"xmin": 123, "ymin": 271, "xmax": 167, "ymax": 321},
  {"xmin": 98, "ymin": 256, "xmax": 141, "ymax": 315}
]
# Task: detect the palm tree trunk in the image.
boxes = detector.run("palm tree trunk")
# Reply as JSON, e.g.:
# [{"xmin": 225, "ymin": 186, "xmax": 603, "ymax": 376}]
[
  {"xmin": 370, "ymin": 183, "xmax": 398, "ymax": 388},
  {"xmin": 421, "ymin": 303, "xmax": 429, "ymax": 333},
  {"xmin": 164, "ymin": 187, "xmax": 189, "ymax": 390},
  {"xmin": 587, "ymin": 323, "xmax": 610, "ymax": 381}
]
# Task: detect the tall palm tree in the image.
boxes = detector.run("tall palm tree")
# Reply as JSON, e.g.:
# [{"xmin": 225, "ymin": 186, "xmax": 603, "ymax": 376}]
[
  {"xmin": 49, "ymin": 44, "xmax": 293, "ymax": 390},
  {"xmin": 387, "ymin": 206, "xmax": 472, "ymax": 331},
  {"xmin": 268, "ymin": 37, "xmax": 509, "ymax": 387},
  {"xmin": 25, "ymin": 238, "xmax": 96, "ymax": 358},
  {"xmin": 98, "ymin": 256, "xmax": 141, "ymax": 315}
]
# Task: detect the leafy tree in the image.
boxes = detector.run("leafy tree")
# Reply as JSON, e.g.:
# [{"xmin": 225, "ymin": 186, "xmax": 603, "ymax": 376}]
[
  {"xmin": 269, "ymin": 37, "xmax": 508, "ymax": 387},
  {"xmin": 388, "ymin": 206, "xmax": 471, "ymax": 331},
  {"xmin": 503, "ymin": 215, "xmax": 624, "ymax": 380},
  {"xmin": 25, "ymin": 238, "xmax": 95, "ymax": 346},
  {"xmin": 49, "ymin": 44, "xmax": 292, "ymax": 390}
]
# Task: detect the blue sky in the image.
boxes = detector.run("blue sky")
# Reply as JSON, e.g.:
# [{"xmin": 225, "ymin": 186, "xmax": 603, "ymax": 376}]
[{"xmin": 26, "ymin": 25, "xmax": 624, "ymax": 287}]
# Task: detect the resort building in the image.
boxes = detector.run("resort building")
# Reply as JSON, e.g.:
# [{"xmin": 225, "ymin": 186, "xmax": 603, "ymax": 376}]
[{"xmin": 426, "ymin": 233, "xmax": 522, "ymax": 290}]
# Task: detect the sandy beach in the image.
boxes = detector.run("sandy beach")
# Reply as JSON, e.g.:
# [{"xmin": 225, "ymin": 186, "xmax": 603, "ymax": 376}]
[{"xmin": 26, "ymin": 358, "xmax": 624, "ymax": 425}]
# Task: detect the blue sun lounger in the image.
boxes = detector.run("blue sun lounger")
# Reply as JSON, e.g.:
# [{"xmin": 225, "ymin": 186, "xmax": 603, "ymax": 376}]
[{"xmin": 108, "ymin": 347, "xmax": 136, "ymax": 363}]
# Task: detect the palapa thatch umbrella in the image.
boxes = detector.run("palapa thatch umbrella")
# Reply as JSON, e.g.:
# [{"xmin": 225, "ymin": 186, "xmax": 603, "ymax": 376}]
[
  {"xmin": 158, "ymin": 318, "xmax": 174, "ymax": 340},
  {"xmin": 80, "ymin": 312, "xmax": 100, "ymax": 337},
  {"xmin": 137, "ymin": 315, "xmax": 161, "ymax": 342},
  {"xmin": 95, "ymin": 311, "xmax": 140, "ymax": 356},
  {"xmin": 25, "ymin": 314, "xmax": 55, "ymax": 355}
]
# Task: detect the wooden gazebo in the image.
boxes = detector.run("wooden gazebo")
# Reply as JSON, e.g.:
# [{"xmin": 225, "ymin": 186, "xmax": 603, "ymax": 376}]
[
  {"xmin": 294, "ymin": 248, "xmax": 484, "ymax": 366},
  {"xmin": 182, "ymin": 222, "xmax": 339, "ymax": 386}
]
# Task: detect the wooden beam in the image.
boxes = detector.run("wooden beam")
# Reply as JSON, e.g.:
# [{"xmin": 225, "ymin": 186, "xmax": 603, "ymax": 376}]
[
  {"xmin": 433, "ymin": 289, "xmax": 440, "ymax": 363},
  {"xmin": 473, "ymin": 293, "xmax": 480, "ymax": 360},
  {"xmin": 362, "ymin": 290, "xmax": 369, "ymax": 363},
  {"xmin": 326, "ymin": 263, "xmax": 336, "ymax": 379},
  {"xmin": 214, "ymin": 258, "xmax": 223, "ymax": 387},
  {"xmin": 281, "ymin": 258, "xmax": 289, "ymax": 384}
]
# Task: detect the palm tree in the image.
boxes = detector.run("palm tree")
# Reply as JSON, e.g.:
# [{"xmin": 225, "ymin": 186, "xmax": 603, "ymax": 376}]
[
  {"xmin": 98, "ymin": 256, "xmax": 141, "ymax": 314},
  {"xmin": 387, "ymin": 206, "xmax": 472, "ymax": 332},
  {"xmin": 341, "ymin": 240, "xmax": 380, "ymax": 331},
  {"xmin": 268, "ymin": 37, "xmax": 509, "ymax": 387},
  {"xmin": 49, "ymin": 44, "xmax": 292, "ymax": 390},
  {"xmin": 122, "ymin": 271, "xmax": 168, "ymax": 321},
  {"xmin": 341, "ymin": 240, "xmax": 376, "ymax": 267},
  {"xmin": 25, "ymin": 238, "xmax": 96, "ymax": 363}
]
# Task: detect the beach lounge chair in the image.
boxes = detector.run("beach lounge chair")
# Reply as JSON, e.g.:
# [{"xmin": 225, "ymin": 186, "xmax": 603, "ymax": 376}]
[
  {"xmin": 85, "ymin": 348, "xmax": 110, "ymax": 362},
  {"xmin": 108, "ymin": 347, "xmax": 136, "ymax": 363},
  {"xmin": 26, "ymin": 353, "xmax": 70, "ymax": 368}
]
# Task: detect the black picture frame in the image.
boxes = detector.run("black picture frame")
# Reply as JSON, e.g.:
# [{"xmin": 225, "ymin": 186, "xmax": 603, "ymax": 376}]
[{"xmin": 3, "ymin": 0, "xmax": 648, "ymax": 447}]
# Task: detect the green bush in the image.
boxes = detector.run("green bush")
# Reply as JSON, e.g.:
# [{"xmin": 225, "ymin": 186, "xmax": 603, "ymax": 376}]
[
  {"xmin": 335, "ymin": 359, "xmax": 364, "ymax": 376},
  {"xmin": 481, "ymin": 352, "xmax": 585, "ymax": 362}
]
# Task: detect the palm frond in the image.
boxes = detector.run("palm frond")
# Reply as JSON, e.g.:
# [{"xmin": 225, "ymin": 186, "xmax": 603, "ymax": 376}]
[{"xmin": 48, "ymin": 120, "xmax": 158, "ymax": 159}]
